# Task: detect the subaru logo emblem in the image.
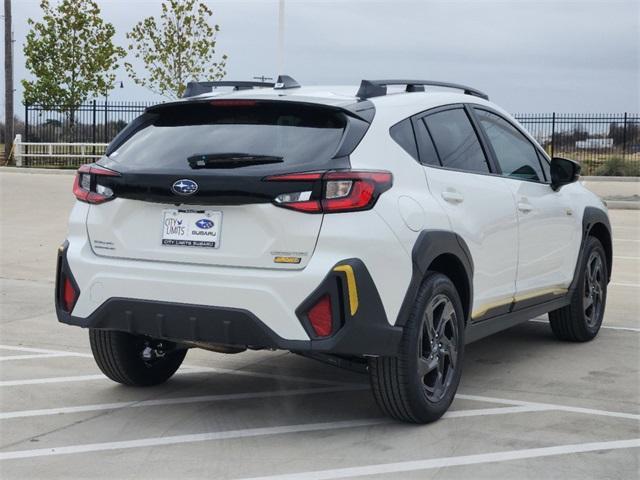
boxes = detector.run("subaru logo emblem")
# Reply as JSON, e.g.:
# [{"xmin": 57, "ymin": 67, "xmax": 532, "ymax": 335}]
[
  {"xmin": 172, "ymin": 179, "xmax": 198, "ymax": 195},
  {"xmin": 195, "ymin": 219, "xmax": 214, "ymax": 229}
]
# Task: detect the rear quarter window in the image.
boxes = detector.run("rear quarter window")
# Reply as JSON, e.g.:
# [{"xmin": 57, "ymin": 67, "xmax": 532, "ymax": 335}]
[{"xmin": 389, "ymin": 118, "xmax": 419, "ymax": 160}]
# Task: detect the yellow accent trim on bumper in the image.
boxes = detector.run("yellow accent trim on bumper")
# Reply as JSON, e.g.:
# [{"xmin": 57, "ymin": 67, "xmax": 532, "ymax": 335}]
[
  {"xmin": 471, "ymin": 286, "xmax": 568, "ymax": 319},
  {"xmin": 333, "ymin": 265, "xmax": 359, "ymax": 316}
]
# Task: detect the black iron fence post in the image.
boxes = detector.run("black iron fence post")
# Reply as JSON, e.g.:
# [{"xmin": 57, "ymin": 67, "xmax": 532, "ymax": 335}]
[
  {"xmin": 103, "ymin": 100, "xmax": 108, "ymax": 143},
  {"xmin": 91, "ymin": 100, "xmax": 97, "ymax": 154},
  {"xmin": 622, "ymin": 112, "xmax": 628, "ymax": 155},
  {"xmin": 550, "ymin": 112, "xmax": 556, "ymax": 157},
  {"xmin": 24, "ymin": 103, "xmax": 29, "ymax": 142}
]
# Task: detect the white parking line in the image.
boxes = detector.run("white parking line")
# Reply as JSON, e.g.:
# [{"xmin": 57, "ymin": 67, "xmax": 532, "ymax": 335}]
[
  {"xmin": 0, "ymin": 406, "xmax": 551, "ymax": 460},
  {"xmin": 0, "ymin": 389, "xmax": 549, "ymax": 421},
  {"xmin": 0, "ymin": 385, "xmax": 368, "ymax": 420},
  {"xmin": 614, "ymin": 238, "xmax": 640, "ymax": 242},
  {"xmin": 529, "ymin": 318, "xmax": 640, "ymax": 333},
  {"xmin": 0, "ymin": 344, "xmax": 354, "ymax": 387},
  {"xmin": 457, "ymin": 394, "xmax": 640, "ymax": 421},
  {"xmin": 0, "ymin": 419, "xmax": 385, "ymax": 460},
  {"xmin": 0, "ymin": 345, "xmax": 92, "ymax": 358},
  {"xmin": 0, "ymin": 353, "xmax": 76, "ymax": 362},
  {"xmin": 0, "ymin": 368, "xmax": 213, "ymax": 387},
  {"xmin": 235, "ymin": 438, "xmax": 640, "ymax": 480},
  {"xmin": 611, "ymin": 282, "xmax": 640, "ymax": 288},
  {"xmin": 0, "ymin": 364, "xmax": 352, "ymax": 388},
  {"xmin": 614, "ymin": 256, "xmax": 640, "ymax": 260}
]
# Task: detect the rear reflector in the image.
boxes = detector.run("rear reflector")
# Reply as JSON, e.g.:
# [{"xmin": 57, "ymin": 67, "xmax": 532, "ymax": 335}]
[
  {"xmin": 265, "ymin": 170, "xmax": 392, "ymax": 213},
  {"xmin": 307, "ymin": 295, "xmax": 333, "ymax": 337},
  {"xmin": 61, "ymin": 276, "xmax": 78, "ymax": 313}
]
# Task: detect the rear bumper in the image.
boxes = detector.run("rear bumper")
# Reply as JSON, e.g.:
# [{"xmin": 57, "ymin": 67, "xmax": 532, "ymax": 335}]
[{"xmin": 56, "ymin": 242, "xmax": 402, "ymax": 356}]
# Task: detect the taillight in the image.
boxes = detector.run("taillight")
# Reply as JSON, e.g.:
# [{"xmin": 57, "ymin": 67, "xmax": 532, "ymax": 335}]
[
  {"xmin": 73, "ymin": 164, "xmax": 120, "ymax": 204},
  {"xmin": 265, "ymin": 170, "xmax": 392, "ymax": 213},
  {"xmin": 307, "ymin": 295, "xmax": 333, "ymax": 337}
]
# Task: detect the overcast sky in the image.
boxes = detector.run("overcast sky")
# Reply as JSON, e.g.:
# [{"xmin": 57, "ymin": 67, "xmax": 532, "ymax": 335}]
[{"xmin": 2, "ymin": 0, "xmax": 639, "ymax": 115}]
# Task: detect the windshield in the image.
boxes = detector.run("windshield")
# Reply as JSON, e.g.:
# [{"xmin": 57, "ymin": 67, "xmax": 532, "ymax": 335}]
[{"xmin": 107, "ymin": 101, "xmax": 347, "ymax": 171}]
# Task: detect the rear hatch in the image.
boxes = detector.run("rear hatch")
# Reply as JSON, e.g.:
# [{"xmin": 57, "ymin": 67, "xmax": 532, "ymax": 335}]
[{"xmin": 85, "ymin": 99, "xmax": 369, "ymax": 269}]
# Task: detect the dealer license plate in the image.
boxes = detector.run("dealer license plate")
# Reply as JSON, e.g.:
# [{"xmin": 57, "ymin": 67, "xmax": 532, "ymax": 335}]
[{"xmin": 162, "ymin": 210, "xmax": 222, "ymax": 248}]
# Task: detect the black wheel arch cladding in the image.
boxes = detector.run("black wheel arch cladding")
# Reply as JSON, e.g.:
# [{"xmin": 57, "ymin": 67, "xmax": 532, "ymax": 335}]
[
  {"xmin": 580, "ymin": 206, "xmax": 612, "ymax": 283},
  {"xmin": 396, "ymin": 230, "xmax": 474, "ymax": 327}
]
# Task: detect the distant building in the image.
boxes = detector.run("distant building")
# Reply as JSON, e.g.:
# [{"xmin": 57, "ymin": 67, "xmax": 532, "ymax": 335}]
[{"xmin": 576, "ymin": 138, "xmax": 614, "ymax": 149}]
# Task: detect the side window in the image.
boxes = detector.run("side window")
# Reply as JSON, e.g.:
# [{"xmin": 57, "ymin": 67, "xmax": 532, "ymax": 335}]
[
  {"xmin": 389, "ymin": 118, "xmax": 419, "ymax": 160},
  {"xmin": 475, "ymin": 109, "xmax": 545, "ymax": 182},
  {"xmin": 413, "ymin": 118, "xmax": 440, "ymax": 166},
  {"xmin": 423, "ymin": 109, "xmax": 490, "ymax": 173}
]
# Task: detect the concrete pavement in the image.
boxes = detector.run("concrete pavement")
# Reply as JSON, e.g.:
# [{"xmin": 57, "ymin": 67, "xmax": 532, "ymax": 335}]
[{"xmin": 0, "ymin": 171, "xmax": 638, "ymax": 479}]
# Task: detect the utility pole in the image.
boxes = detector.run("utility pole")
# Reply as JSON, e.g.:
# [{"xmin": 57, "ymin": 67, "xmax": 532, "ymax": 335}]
[
  {"xmin": 277, "ymin": 0, "xmax": 285, "ymax": 74},
  {"xmin": 4, "ymin": 0, "xmax": 13, "ymax": 162}
]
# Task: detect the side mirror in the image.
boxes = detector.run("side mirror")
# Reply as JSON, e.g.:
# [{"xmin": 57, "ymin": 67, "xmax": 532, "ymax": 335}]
[{"xmin": 550, "ymin": 157, "xmax": 581, "ymax": 191}]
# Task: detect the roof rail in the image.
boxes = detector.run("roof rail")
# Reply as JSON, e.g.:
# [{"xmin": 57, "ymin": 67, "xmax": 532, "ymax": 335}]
[
  {"xmin": 356, "ymin": 79, "xmax": 489, "ymax": 100},
  {"xmin": 182, "ymin": 80, "xmax": 275, "ymax": 98}
]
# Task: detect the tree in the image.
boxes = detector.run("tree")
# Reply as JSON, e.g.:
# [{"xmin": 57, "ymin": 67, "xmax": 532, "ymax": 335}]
[
  {"xmin": 22, "ymin": 0, "xmax": 125, "ymax": 124},
  {"xmin": 125, "ymin": 0, "xmax": 228, "ymax": 99}
]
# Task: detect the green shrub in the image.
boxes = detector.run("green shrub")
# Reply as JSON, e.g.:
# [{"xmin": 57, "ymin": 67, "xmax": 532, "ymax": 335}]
[{"xmin": 594, "ymin": 157, "xmax": 640, "ymax": 177}]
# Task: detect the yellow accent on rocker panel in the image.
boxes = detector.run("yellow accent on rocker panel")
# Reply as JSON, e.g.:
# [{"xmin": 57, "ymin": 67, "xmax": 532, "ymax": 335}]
[
  {"xmin": 471, "ymin": 287, "xmax": 568, "ymax": 319},
  {"xmin": 333, "ymin": 265, "xmax": 359, "ymax": 316}
]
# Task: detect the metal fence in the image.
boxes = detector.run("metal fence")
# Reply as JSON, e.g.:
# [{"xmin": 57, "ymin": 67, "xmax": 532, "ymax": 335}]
[
  {"xmin": 514, "ymin": 113, "xmax": 640, "ymax": 176},
  {"xmin": 24, "ymin": 100, "xmax": 151, "ymax": 143},
  {"xmin": 19, "ymin": 103, "xmax": 640, "ymax": 175}
]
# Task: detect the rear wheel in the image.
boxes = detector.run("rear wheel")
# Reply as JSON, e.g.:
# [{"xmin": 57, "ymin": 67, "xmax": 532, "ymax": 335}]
[
  {"xmin": 89, "ymin": 330, "xmax": 187, "ymax": 386},
  {"xmin": 369, "ymin": 271, "xmax": 465, "ymax": 423},
  {"xmin": 549, "ymin": 236, "xmax": 608, "ymax": 342}
]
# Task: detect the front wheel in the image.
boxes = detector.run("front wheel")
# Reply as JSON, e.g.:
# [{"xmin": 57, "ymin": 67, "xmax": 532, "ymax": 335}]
[
  {"xmin": 89, "ymin": 330, "xmax": 187, "ymax": 386},
  {"xmin": 369, "ymin": 271, "xmax": 465, "ymax": 423},
  {"xmin": 549, "ymin": 235, "xmax": 608, "ymax": 342}
]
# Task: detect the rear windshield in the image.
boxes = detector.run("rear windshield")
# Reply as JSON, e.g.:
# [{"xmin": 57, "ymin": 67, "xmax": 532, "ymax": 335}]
[{"xmin": 107, "ymin": 101, "xmax": 347, "ymax": 170}]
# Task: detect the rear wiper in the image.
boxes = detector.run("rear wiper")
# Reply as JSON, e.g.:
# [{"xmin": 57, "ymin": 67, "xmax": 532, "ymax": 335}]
[{"xmin": 188, "ymin": 153, "xmax": 283, "ymax": 169}]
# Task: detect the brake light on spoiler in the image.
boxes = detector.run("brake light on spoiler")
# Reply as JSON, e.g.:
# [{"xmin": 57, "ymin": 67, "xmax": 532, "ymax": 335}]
[
  {"xmin": 265, "ymin": 170, "xmax": 393, "ymax": 213},
  {"xmin": 73, "ymin": 164, "xmax": 121, "ymax": 204}
]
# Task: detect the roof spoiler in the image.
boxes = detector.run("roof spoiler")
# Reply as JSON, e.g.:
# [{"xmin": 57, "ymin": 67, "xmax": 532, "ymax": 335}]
[
  {"xmin": 356, "ymin": 79, "xmax": 489, "ymax": 100},
  {"xmin": 182, "ymin": 75, "xmax": 301, "ymax": 98},
  {"xmin": 183, "ymin": 80, "xmax": 275, "ymax": 98}
]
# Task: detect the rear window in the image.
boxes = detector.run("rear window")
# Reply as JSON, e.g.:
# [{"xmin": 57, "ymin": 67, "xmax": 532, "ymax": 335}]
[{"xmin": 107, "ymin": 101, "xmax": 347, "ymax": 170}]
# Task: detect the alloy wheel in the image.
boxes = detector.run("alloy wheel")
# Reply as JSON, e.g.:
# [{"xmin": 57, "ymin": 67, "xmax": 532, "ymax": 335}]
[
  {"xmin": 584, "ymin": 251, "xmax": 605, "ymax": 328},
  {"xmin": 418, "ymin": 294, "xmax": 459, "ymax": 402}
]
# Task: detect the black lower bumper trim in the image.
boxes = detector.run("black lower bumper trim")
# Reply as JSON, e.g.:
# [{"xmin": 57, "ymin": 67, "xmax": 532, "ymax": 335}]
[
  {"xmin": 56, "ymin": 246, "xmax": 402, "ymax": 356},
  {"xmin": 59, "ymin": 297, "xmax": 309, "ymax": 351}
]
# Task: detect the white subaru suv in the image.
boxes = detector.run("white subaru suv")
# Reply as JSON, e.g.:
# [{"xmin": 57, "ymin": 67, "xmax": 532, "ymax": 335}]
[{"xmin": 56, "ymin": 76, "xmax": 612, "ymax": 423}]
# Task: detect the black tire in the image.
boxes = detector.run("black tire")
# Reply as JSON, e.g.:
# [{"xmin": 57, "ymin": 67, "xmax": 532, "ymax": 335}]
[
  {"xmin": 89, "ymin": 329, "xmax": 187, "ymax": 386},
  {"xmin": 369, "ymin": 271, "xmax": 465, "ymax": 423},
  {"xmin": 549, "ymin": 236, "xmax": 608, "ymax": 342}
]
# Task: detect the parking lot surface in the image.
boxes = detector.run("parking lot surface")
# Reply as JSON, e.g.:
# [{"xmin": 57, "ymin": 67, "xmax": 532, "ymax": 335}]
[{"xmin": 0, "ymin": 171, "xmax": 638, "ymax": 479}]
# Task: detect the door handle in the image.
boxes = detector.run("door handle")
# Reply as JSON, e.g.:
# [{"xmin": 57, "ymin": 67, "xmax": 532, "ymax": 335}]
[
  {"xmin": 517, "ymin": 201, "xmax": 533, "ymax": 213},
  {"xmin": 441, "ymin": 191, "xmax": 464, "ymax": 204}
]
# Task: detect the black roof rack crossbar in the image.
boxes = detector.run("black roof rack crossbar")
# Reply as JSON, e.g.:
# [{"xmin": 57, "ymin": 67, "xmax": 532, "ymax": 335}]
[
  {"xmin": 183, "ymin": 80, "xmax": 275, "ymax": 98},
  {"xmin": 356, "ymin": 79, "xmax": 489, "ymax": 100}
]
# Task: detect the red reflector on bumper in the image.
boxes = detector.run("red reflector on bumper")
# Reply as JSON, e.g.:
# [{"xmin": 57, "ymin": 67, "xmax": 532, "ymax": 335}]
[
  {"xmin": 63, "ymin": 277, "xmax": 77, "ymax": 313},
  {"xmin": 307, "ymin": 295, "xmax": 333, "ymax": 337}
]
